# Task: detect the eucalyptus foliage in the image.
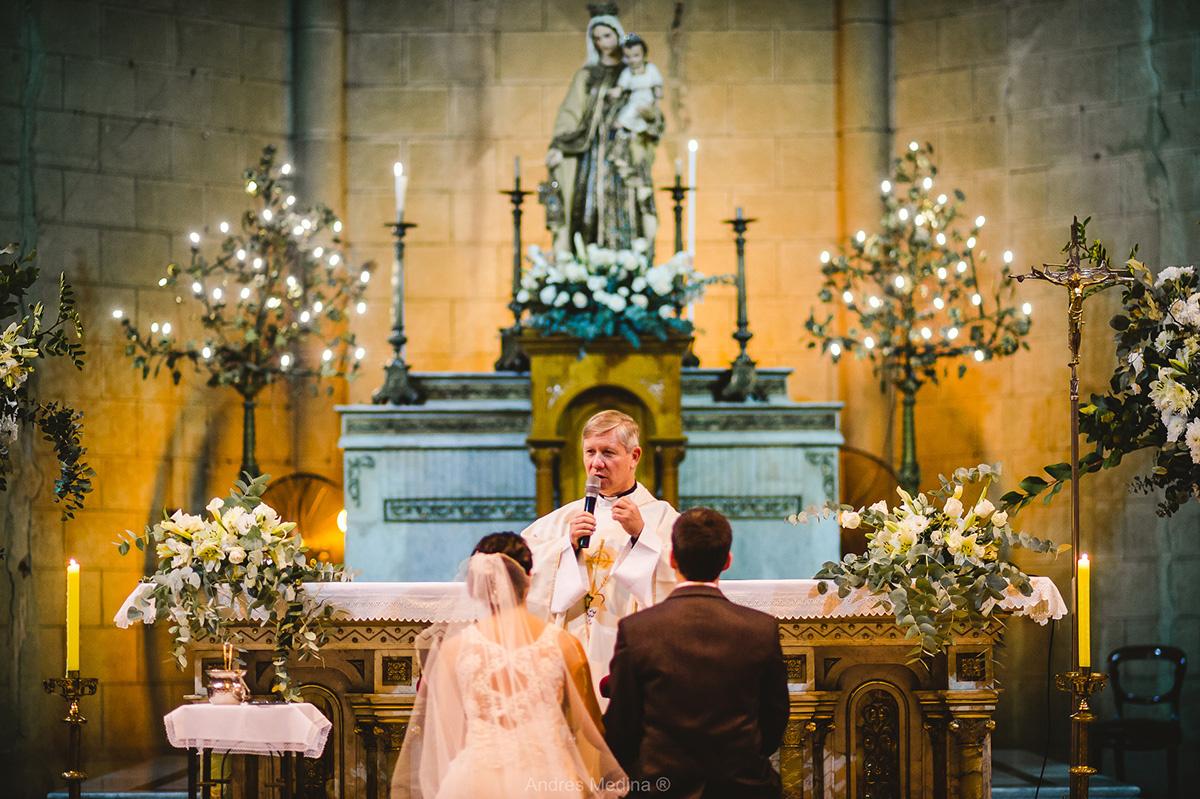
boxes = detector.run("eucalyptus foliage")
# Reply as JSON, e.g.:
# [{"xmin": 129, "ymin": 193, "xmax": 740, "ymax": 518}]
[
  {"xmin": 1003, "ymin": 220, "xmax": 1200, "ymax": 516},
  {"xmin": 120, "ymin": 145, "xmax": 373, "ymax": 402},
  {"xmin": 0, "ymin": 244, "xmax": 91, "ymax": 518},
  {"xmin": 798, "ymin": 464, "xmax": 1063, "ymax": 658},
  {"xmin": 116, "ymin": 473, "xmax": 345, "ymax": 700}
]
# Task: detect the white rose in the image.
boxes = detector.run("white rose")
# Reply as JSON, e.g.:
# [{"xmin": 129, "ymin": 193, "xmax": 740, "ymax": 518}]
[
  {"xmin": 974, "ymin": 498, "xmax": 995, "ymax": 518},
  {"xmin": 657, "ymin": 305, "xmax": 674, "ymax": 319},
  {"xmin": 573, "ymin": 292, "xmax": 588, "ymax": 308},
  {"xmin": 632, "ymin": 277, "xmax": 647, "ymax": 293},
  {"xmin": 516, "ymin": 289, "xmax": 530, "ymax": 303},
  {"xmin": 991, "ymin": 510, "xmax": 1008, "ymax": 527},
  {"xmin": 1165, "ymin": 413, "xmax": 1187, "ymax": 442},
  {"xmin": 606, "ymin": 295, "xmax": 627, "ymax": 313},
  {"xmin": 631, "ymin": 238, "xmax": 649, "ymax": 254},
  {"xmin": 944, "ymin": 496, "xmax": 964, "ymax": 518},
  {"xmin": 226, "ymin": 546, "xmax": 247, "ymax": 565},
  {"xmin": 631, "ymin": 294, "xmax": 649, "ymax": 308},
  {"xmin": 539, "ymin": 285, "xmax": 557, "ymax": 305},
  {"xmin": 618, "ymin": 286, "xmax": 630, "ymax": 297},
  {"xmin": 1186, "ymin": 419, "xmax": 1200, "ymax": 464},
  {"xmin": 587, "ymin": 276, "xmax": 606, "ymax": 292},
  {"xmin": 839, "ymin": 510, "xmax": 861, "ymax": 529},
  {"xmin": 554, "ymin": 292, "xmax": 569, "ymax": 307}
]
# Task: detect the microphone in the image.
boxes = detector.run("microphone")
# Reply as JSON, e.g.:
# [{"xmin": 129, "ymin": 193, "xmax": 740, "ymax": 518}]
[{"xmin": 579, "ymin": 475, "xmax": 602, "ymax": 550}]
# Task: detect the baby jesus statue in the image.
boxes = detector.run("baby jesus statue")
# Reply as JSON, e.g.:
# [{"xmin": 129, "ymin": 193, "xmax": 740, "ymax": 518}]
[{"xmin": 611, "ymin": 33, "xmax": 663, "ymax": 135}]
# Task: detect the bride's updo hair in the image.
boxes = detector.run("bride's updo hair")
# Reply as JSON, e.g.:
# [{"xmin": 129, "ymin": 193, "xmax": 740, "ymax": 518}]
[{"xmin": 469, "ymin": 532, "xmax": 533, "ymax": 603}]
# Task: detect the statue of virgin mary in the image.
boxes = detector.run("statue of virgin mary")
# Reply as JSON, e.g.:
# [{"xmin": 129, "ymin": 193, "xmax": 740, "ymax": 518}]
[{"xmin": 544, "ymin": 11, "xmax": 662, "ymax": 254}]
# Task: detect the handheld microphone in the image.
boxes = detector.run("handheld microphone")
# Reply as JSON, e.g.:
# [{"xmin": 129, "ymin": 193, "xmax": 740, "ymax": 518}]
[{"xmin": 580, "ymin": 475, "xmax": 602, "ymax": 549}]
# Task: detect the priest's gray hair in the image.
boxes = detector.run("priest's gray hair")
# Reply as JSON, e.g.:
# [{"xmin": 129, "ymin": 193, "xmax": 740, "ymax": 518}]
[{"xmin": 582, "ymin": 409, "xmax": 640, "ymax": 451}]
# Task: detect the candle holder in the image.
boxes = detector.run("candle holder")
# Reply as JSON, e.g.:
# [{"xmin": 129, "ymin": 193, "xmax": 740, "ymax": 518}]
[
  {"xmin": 43, "ymin": 671, "xmax": 99, "ymax": 799},
  {"xmin": 663, "ymin": 174, "xmax": 700, "ymax": 368},
  {"xmin": 372, "ymin": 220, "xmax": 425, "ymax": 405},
  {"xmin": 711, "ymin": 211, "xmax": 765, "ymax": 402},
  {"xmin": 496, "ymin": 177, "xmax": 532, "ymax": 373},
  {"xmin": 1054, "ymin": 668, "xmax": 1109, "ymax": 797}
]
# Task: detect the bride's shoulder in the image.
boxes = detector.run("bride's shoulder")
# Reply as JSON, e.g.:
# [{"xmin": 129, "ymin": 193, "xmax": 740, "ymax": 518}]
[{"xmin": 549, "ymin": 625, "xmax": 588, "ymax": 665}]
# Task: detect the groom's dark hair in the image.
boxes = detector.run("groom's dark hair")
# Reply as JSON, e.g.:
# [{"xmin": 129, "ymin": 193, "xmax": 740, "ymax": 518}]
[{"xmin": 671, "ymin": 508, "xmax": 732, "ymax": 582}]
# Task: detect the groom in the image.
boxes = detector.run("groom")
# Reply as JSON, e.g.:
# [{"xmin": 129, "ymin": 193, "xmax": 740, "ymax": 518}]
[{"xmin": 604, "ymin": 508, "xmax": 789, "ymax": 798}]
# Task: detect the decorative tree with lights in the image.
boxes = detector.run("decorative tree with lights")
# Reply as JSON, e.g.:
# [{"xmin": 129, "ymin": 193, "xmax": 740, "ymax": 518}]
[
  {"xmin": 119, "ymin": 145, "xmax": 374, "ymax": 478},
  {"xmin": 805, "ymin": 142, "xmax": 1033, "ymax": 492}
]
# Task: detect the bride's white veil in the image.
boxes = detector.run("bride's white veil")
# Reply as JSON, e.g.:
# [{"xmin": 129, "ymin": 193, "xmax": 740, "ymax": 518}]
[{"xmin": 391, "ymin": 549, "xmax": 627, "ymax": 798}]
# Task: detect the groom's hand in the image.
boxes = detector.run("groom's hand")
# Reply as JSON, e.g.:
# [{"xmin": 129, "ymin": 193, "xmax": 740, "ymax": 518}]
[
  {"xmin": 611, "ymin": 498, "xmax": 643, "ymax": 540},
  {"xmin": 570, "ymin": 511, "xmax": 596, "ymax": 551}
]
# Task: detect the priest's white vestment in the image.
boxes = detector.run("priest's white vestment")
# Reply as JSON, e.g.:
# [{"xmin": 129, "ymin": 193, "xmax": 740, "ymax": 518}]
[{"xmin": 522, "ymin": 483, "xmax": 678, "ymax": 697}]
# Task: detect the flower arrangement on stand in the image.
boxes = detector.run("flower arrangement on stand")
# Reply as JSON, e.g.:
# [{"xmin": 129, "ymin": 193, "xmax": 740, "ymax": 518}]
[
  {"xmin": 116, "ymin": 473, "xmax": 346, "ymax": 700},
  {"xmin": 515, "ymin": 236, "xmax": 717, "ymax": 347},
  {"xmin": 794, "ymin": 464, "xmax": 1064, "ymax": 657},
  {"xmin": 0, "ymin": 244, "xmax": 91, "ymax": 519},
  {"xmin": 1004, "ymin": 222, "xmax": 1200, "ymax": 516},
  {"xmin": 116, "ymin": 145, "xmax": 373, "ymax": 478}
]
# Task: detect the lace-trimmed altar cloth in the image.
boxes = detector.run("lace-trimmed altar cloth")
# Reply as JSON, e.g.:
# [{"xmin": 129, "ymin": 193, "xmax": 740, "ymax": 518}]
[
  {"xmin": 164, "ymin": 702, "xmax": 332, "ymax": 758},
  {"xmin": 115, "ymin": 577, "xmax": 1066, "ymax": 627}
]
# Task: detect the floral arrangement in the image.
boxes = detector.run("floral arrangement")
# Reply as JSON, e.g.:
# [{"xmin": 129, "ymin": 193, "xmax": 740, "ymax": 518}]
[
  {"xmin": 794, "ymin": 464, "xmax": 1062, "ymax": 656},
  {"xmin": 116, "ymin": 474, "xmax": 346, "ymax": 700},
  {"xmin": 0, "ymin": 245, "xmax": 91, "ymax": 519},
  {"xmin": 515, "ymin": 236, "xmax": 716, "ymax": 347},
  {"xmin": 1003, "ymin": 227, "xmax": 1200, "ymax": 516}
]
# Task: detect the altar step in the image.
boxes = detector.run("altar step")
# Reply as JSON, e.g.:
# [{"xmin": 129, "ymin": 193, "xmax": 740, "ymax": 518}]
[
  {"xmin": 993, "ymin": 749, "xmax": 1141, "ymax": 797},
  {"xmin": 46, "ymin": 754, "xmax": 187, "ymax": 799}
]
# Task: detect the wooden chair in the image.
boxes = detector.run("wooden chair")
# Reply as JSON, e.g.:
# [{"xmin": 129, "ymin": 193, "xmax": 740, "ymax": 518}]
[{"xmin": 1092, "ymin": 645, "xmax": 1187, "ymax": 798}]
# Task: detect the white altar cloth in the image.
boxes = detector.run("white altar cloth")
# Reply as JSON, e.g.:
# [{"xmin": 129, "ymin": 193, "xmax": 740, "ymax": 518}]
[
  {"xmin": 164, "ymin": 702, "xmax": 332, "ymax": 758},
  {"xmin": 115, "ymin": 577, "xmax": 1066, "ymax": 627}
]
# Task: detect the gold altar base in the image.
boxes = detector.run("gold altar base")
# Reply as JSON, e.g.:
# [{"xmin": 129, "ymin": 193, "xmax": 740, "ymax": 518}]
[
  {"xmin": 42, "ymin": 671, "xmax": 99, "ymax": 799},
  {"xmin": 1055, "ymin": 668, "xmax": 1108, "ymax": 799},
  {"xmin": 193, "ymin": 613, "xmax": 1009, "ymax": 798}
]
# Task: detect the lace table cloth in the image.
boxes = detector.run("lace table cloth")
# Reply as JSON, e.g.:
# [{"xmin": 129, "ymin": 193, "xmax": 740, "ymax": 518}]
[
  {"xmin": 117, "ymin": 577, "xmax": 1065, "ymax": 626},
  {"xmin": 164, "ymin": 702, "xmax": 332, "ymax": 758}
]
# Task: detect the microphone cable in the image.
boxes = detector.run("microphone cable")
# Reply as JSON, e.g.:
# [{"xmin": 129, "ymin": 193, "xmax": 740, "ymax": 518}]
[{"xmin": 1034, "ymin": 617, "xmax": 1056, "ymax": 798}]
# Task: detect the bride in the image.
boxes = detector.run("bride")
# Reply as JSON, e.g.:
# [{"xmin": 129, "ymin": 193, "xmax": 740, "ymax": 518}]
[{"xmin": 391, "ymin": 533, "xmax": 627, "ymax": 798}]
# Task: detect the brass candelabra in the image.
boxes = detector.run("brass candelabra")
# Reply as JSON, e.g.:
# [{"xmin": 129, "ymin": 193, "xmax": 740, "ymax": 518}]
[
  {"xmin": 43, "ymin": 671, "xmax": 99, "ymax": 799},
  {"xmin": 1012, "ymin": 217, "xmax": 1130, "ymax": 798}
]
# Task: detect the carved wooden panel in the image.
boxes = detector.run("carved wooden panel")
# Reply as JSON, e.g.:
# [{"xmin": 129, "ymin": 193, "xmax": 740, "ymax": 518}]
[{"xmin": 382, "ymin": 656, "xmax": 413, "ymax": 686}]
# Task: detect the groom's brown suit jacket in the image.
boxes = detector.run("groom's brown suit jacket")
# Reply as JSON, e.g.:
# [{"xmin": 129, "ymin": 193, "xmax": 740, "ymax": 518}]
[{"xmin": 603, "ymin": 584, "xmax": 789, "ymax": 798}]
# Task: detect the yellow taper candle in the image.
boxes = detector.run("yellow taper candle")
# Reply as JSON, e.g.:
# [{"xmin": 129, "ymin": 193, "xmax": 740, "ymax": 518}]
[
  {"xmin": 1077, "ymin": 553, "xmax": 1091, "ymax": 669},
  {"xmin": 66, "ymin": 559, "xmax": 80, "ymax": 674}
]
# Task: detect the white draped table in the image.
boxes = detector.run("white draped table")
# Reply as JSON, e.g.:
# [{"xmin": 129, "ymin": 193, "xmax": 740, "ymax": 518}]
[{"xmin": 115, "ymin": 576, "xmax": 1066, "ymax": 627}]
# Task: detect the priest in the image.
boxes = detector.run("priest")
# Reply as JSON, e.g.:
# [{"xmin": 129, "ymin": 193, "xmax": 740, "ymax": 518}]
[{"xmin": 523, "ymin": 410, "xmax": 679, "ymax": 696}]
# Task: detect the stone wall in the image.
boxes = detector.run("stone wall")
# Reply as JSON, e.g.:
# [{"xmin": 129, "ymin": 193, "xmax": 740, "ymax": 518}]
[{"xmin": 0, "ymin": 1, "xmax": 1197, "ymax": 796}]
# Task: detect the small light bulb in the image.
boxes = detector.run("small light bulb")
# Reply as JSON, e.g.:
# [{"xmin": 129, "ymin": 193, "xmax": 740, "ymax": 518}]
[
  {"xmin": 894, "ymin": 275, "xmax": 905, "ymax": 289},
  {"xmin": 161, "ymin": 322, "xmax": 172, "ymax": 335},
  {"xmin": 150, "ymin": 322, "xmax": 160, "ymax": 333},
  {"xmin": 880, "ymin": 180, "xmax": 892, "ymax": 193},
  {"xmin": 909, "ymin": 141, "xmax": 919, "ymax": 152},
  {"xmin": 1022, "ymin": 302, "xmax": 1033, "ymax": 315},
  {"xmin": 936, "ymin": 232, "xmax": 947, "ymax": 246},
  {"xmin": 937, "ymin": 194, "xmax": 947, "ymax": 205},
  {"xmin": 281, "ymin": 353, "xmax": 292, "ymax": 369},
  {"xmin": 966, "ymin": 236, "xmax": 976, "ymax": 249},
  {"xmin": 188, "ymin": 231, "xmax": 200, "ymax": 246},
  {"xmin": 974, "ymin": 349, "xmax": 985, "ymax": 362},
  {"xmin": 313, "ymin": 246, "xmax": 324, "ymax": 258},
  {"xmin": 830, "ymin": 341, "xmax": 842, "ymax": 357},
  {"xmin": 842, "ymin": 290, "xmax": 854, "ymax": 304},
  {"xmin": 286, "ymin": 275, "xmax": 298, "ymax": 289},
  {"xmin": 820, "ymin": 250, "xmax": 831, "ymax": 264},
  {"xmin": 355, "ymin": 346, "xmax": 366, "ymax": 360},
  {"xmin": 236, "ymin": 248, "xmax": 246, "ymax": 261},
  {"xmin": 921, "ymin": 327, "xmax": 932, "ymax": 340},
  {"xmin": 948, "ymin": 326, "xmax": 959, "ymax": 340},
  {"xmin": 855, "ymin": 230, "xmax": 866, "ymax": 243},
  {"xmin": 868, "ymin": 295, "xmax": 882, "ymax": 309},
  {"xmin": 972, "ymin": 293, "xmax": 982, "ymax": 305},
  {"xmin": 312, "ymin": 300, "xmax": 323, "ymax": 312},
  {"xmin": 937, "ymin": 267, "xmax": 948, "ymax": 280},
  {"xmin": 212, "ymin": 287, "xmax": 223, "ymax": 301},
  {"xmin": 292, "ymin": 225, "xmax": 304, "ymax": 236},
  {"xmin": 112, "ymin": 308, "xmax": 124, "ymax": 319},
  {"xmin": 688, "ymin": 139, "xmax": 699, "ymax": 153},
  {"xmin": 1003, "ymin": 249, "xmax": 1014, "ymax": 264},
  {"xmin": 360, "ymin": 270, "xmax": 370, "ymax": 283},
  {"xmin": 245, "ymin": 180, "xmax": 257, "ymax": 193},
  {"xmin": 864, "ymin": 336, "xmax": 876, "ymax": 349},
  {"xmin": 322, "ymin": 348, "xmax": 333, "ymax": 363},
  {"xmin": 253, "ymin": 257, "xmax": 264, "ymax": 269},
  {"xmin": 218, "ymin": 221, "xmax": 230, "ymax": 234},
  {"xmin": 192, "ymin": 281, "xmax": 203, "ymax": 294},
  {"xmin": 898, "ymin": 208, "xmax": 910, "ymax": 222},
  {"xmin": 201, "ymin": 346, "xmax": 212, "ymax": 359},
  {"xmin": 914, "ymin": 213, "xmax": 925, "ymax": 226},
  {"xmin": 922, "ymin": 177, "xmax": 933, "ymax": 190},
  {"xmin": 300, "ymin": 310, "xmax": 311, "ymax": 323},
  {"xmin": 240, "ymin": 287, "xmax": 251, "ymax": 300},
  {"xmin": 300, "ymin": 218, "xmax": 312, "ymax": 230},
  {"xmin": 933, "ymin": 297, "xmax": 945, "ymax": 310},
  {"xmin": 333, "ymin": 220, "xmax": 343, "ymax": 233},
  {"xmin": 329, "ymin": 254, "xmax": 341, "ymax": 266},
  {"xmin": 267, "ymin": 297, "xmax": 281, "ymax": 309},
  {"xmin": 262, "ymin": 209, "xmax": 273, "ymax": 222},
  {"xmin": 957, "ymin": 260, "xmax": 968, "ymax": 273},
  {"xmin": 157, "ymin": 277, "xmax": 168, "ymax": 287},
  {"xmin": 281, "ymin": 162, "xmax": 292, "ymax": 175},
  {"xmin": 975, "ymin": 215, "xmax": 986, "ymax": 227},
  {"xmin": 286, "ymin": 195, "xmax": 296, "ymax": 207},
  {"xmin": 356, "ymin": 301, "xmax": 367, "ymax": 314}
]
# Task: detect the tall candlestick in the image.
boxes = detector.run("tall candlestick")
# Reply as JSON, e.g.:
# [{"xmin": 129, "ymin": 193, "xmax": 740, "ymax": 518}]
[
  {"xmin": 674, "ymin": 158, "xmax": 682, "ymax": 178},
  {"xmin": 66, "ymin": 559, "xmax": 79, "ymax": 674},
  {"xmin": 1078, "ymin": 553, "xmax": 1091, "ymax": 668},
  {"xmin": 686, "ymin": 139, "xmax": 698, "ymax": 259},
  {"xmin": 514, "ymin": 156, "xmax": 521, "ymax": 185},
  {"xmin": 393, "ymin": 161, "xmax": 408, "ymax": 222}
]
